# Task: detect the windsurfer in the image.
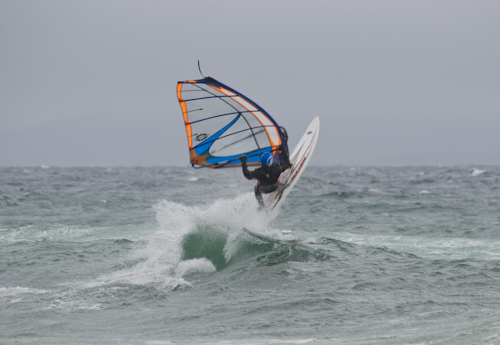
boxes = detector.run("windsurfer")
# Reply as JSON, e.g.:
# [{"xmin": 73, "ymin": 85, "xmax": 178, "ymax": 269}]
[{"xmin": 240, "ymin": 143, "xmax": 291, "ymax": 208}]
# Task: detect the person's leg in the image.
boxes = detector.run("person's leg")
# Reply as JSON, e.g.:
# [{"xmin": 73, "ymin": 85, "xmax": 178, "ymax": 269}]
[{"xmin": 254, "ymin": 183, "xmax": 264, "ymax": 207}]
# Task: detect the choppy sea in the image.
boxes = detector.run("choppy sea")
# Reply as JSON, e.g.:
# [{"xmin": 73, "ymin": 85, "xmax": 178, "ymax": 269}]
[{"xmin": 1, "ymin": 165, "xmax": 500, "ymax": 345}]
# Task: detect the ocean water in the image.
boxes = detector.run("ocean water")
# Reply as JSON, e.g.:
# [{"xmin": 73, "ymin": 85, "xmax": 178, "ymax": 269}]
[{"xmin": 1, "ymin": 165, "xmax": 500, "ymax": 345}]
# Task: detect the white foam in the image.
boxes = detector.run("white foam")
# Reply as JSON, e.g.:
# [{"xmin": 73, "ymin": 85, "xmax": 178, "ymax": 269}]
[
  {"xmin": 0, "ymin": 286, "xmax": 48, "ymax": 297},
  {"xmin": 161, "ymin": 339, "xmax": 317, "ymax": 345},
  {"xmin": 188, "ymin": 176, "xmax": 199, "ymax": 181},
  {"xmin": 471, "ymin": 168, "xmax": 486, "ymax": 177},
  {"xmin": 419, "ymin": 190, "xmax": 431, "ymax": 194},
  {"xmin": 8, "ymin": 224, "xmax": 94, "ymax": 241},
  {"xmin": 175, "ymin": 258, "xmax": 216, "ymax": 276},
  {"xmin": 320, "ymin": 232, "xmax": 500, "ymax": 260},
  {"xmin": 44, "ymin": 298, "xmax": 102, "ymax": 311},
  {"xmin": 3, "ymin": 223, "xmax": 157, "ymax": 243}
]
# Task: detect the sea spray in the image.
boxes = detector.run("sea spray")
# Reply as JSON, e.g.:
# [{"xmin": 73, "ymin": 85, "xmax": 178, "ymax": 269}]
[
  {"xmin": 92, "ymin": 194, "xmax": 277, "ymax": 288},
  {"xmin": 155, "ymin": 194, "xmax": 277, "ymax": 271}
]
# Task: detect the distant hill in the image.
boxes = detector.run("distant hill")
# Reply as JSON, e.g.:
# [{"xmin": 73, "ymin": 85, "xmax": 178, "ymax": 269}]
[
  {"xmin": 368, "ymin": 152, "xmax": 500, "ymax": 166},
  {"xmin": 2, "ymin": 114, "xmax": 499, "ymax": 167}
]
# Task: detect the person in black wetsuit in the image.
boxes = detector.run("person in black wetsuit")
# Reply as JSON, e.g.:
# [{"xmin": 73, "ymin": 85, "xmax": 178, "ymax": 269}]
[{"xmin": 240, "ymin": 143, "xmax": 291, "ymax": 208}]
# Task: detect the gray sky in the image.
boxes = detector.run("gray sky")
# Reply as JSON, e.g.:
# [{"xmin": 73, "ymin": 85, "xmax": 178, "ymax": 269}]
[{"xmin": 1, "ymin": 1, "xmax": 499, "ymax": 166}]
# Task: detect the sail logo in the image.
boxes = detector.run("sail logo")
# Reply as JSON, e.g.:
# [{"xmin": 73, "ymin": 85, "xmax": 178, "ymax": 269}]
[{"xmin": 194, "ymin": 133, "xmax": 208, "ymax": 141}]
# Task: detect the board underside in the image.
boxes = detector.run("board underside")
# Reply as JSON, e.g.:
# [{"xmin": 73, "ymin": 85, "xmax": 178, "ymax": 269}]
[{"xmin": 262, "ymin": 117, "xmax": 320, "ymax": 210}]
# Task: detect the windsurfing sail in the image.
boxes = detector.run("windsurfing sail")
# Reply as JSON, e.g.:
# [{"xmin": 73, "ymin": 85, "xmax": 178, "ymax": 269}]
[{"xmin": 177, "ymin": 77, "xmax": 288, "ymax": 168}]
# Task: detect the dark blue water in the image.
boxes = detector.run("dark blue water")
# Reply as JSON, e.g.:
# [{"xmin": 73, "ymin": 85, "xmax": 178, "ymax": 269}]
[{"xmin": 1, "ymin": 166, "xmax": 500, "ymax": 344}]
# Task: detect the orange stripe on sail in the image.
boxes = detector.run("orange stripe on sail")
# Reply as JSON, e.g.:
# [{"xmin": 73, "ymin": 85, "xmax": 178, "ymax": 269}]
[
  {"xmin": 177, "ymin": 83, "xmax": 193, "ymax": 148},
  {"xmin": 181, "ymin": 102, "xmax": 192, "ymax": 148},
  {"xmin": 176, "ymin": 83, "xmax": 183, "ymax": 102}
]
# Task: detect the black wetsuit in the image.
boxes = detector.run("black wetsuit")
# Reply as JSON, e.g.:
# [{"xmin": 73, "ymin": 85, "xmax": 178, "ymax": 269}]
[{"xmin": 241, "ymin": 145, "xmax": 291, "ymax": 207}]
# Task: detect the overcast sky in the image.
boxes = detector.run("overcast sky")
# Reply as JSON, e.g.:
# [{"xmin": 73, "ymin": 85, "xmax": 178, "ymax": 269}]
[{"xmin": 1, "ymin": 1, "xmax": 499, "ymax": 166}]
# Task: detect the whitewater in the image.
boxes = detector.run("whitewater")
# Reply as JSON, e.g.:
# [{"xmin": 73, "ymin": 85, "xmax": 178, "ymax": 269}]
[{"xmin": 1, "ymin": 165, "xmax": 500, "ymax": 344}]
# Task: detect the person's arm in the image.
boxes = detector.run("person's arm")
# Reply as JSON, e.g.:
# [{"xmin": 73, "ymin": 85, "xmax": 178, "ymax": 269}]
[
  {"xmin": 241, "ymin": 156, "xmax": 266, "ymax": 180},
  {"xmin": 279, "ymin": 143, "xmax": 291, "ymax": 170},
  {"xmin": 240, "ymin": 156, "xmax": 254, "ymax": 179}
]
